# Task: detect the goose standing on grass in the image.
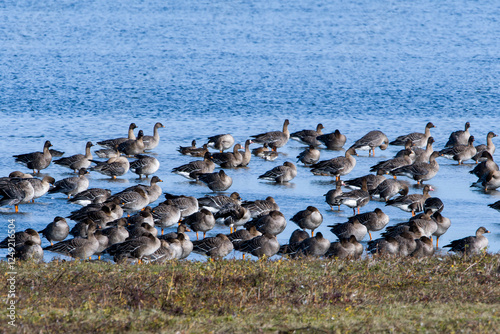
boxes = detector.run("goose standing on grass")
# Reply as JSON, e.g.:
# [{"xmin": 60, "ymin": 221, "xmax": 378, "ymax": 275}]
[
  {"xmin": 118, "ymin": 130, "xmax": 145, "ymax": 156},
  {"xmin": 54, "ymin": 141, "xmax": 93, "ymax": 173},
  {"xmin": 234, "ymin": 233, "xmax": 280, "ymax": 258},
  {"xmin": 251, "ymin": 119, "xmax": 290, "ymax": 151},
  {"xmin": 297, "ymin": 145, "xmax": 321, "ymax": 165},
  {"xmin": 197, "ymin": 170, "xmax": 233, "ymax": 192},
  {"xmin": 13, "ymin": 240, "xmax": 43, "ymax": 262},
  {"xmin": 207, "ymin": 134, "xmax": 235, "ymax": 153},
  {"xmin": 290, "ymin": 123, "xmax": 324, "ymax": 147},
  {"xmin": 325, "ymin": 236, "xmax": 363, "ymax": 259},
  {"xmin": 390, "ymin": 151, "xmax": 441, "ymax": 184},
  {"xmin": 317, "ymin": 129, "xmax": 347, "ymax": 150},
  {"xmin": 69, "ymin": 188, "xmax": 112, "ymax": 206},
  {"xmin": 385, "ymin": 184, "xmax": 434, "ymax": 216},
  {"xmin": 211, "ymin": 143, "xmax": 243, "ymax": 168},
  {"xmin": 192, "ymin": 234, "xmax": 234, "ymax": 259},
  {"xmin": 348, "ymin": 208, "xmax": 390, "ymax": 240},
  {"xmin": 311, "ymin": 147, "xmax": 357, "ymax": 181},
  {"xmin": 38, "ymin": 216, "xmax": 70, "ymax": 246},
  {"xmin": 13, "ymin": 140, "xmax": 53, "ymax": 174},
  {"xmin": 370, "ymin": 179, "xmax": 408, "ymax": 202},
  {"xmin": 27, "ymin": 176, "xmax": 56, "ymax": 202},
  {"xmin": 103, "ymin": 232, "xmax": 161, "ymax": 264},
  {"xmin": 171, "ymin": 152, "xmax": 214, "ymax": 180},
  {"xmin": 331, "ymin": 178, "xmax": 370, "ymax": 215},
  {"xmin": 183, "ymin": 208, "xmax": 215, "ymax": 240},
  {"xmin": 440, "ymin": 136, "xmax": 476, "ymax": 165},
  {"xmin": 142, "ymin": 122, "xmax": 165, "ymax": 151},
  {"xmin": 258, "ymin": 161, "xmax": 297, "ymax": 183},
  {"xmin": 328, "ymin": 218, "xmax": 368, "ymax": 242},
  {"xmin": 0, "ymin": 179, "xmax": 35, "ymax": 212},
  {"xmin": 290, "ymin": 206, "xmax": 323, "ymax": 236},
  {"xmin": 390, "ymin": 122, "xmax": 435, "ymax": 148},
  {"xmin": 444, "ymin": 227, "xmax": 490, "ymax": 255},
  {"xmin": 324, "ymin": 180, "xmax": 343, "ymax": 210},
  {"xmin": 90, "ymin": 156, "xmax": 130, "ymax": 179},
  {"xmin": 350, "ymin": 130, "xmax": 389, "ymax": 157},
  {"xmin": 97, "ymin": 123, "xmax": 137, "ymax": 148},
  {"xmin": 49, "ymin": 169, "xmax": 89, "ymax": 199},
  {"xmin": 44, "ymin": 222, "xmax": 99, "ymax": 260},
  {"xmin": 472, "ymin": 131, "xmax": 497, "ymax": 162},
  {"xmin": 129, "ymin": 154, "xmax": 160, "ymax": 179},
  {"xmin": 445, "ymin": 121, "xmax": 471, "ymax": 148}
]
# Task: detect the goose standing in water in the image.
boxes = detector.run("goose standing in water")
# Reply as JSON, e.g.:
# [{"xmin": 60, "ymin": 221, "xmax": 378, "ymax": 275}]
[
  {"xmin": 297, "ymin": 145, "xmax": 321, "ymax": 166},
  {"xmin": 0, "ymin": 179, "xmax": 35, "ymax": 212},
  {"xmin": 258, "ymin": 161, "xmax": 297, "ymax": 183},
  {"xmin": 13, "ymin": 140, "xmax": 53, "ymax": 174},
  {"xmin": 390, "ymin": 122, "xmax": 435, "ymax": 148},
  {"xmin": 54, "ymin": 141, "xmax": 93, "ymax": 173},
  {"xmin": 192, "ymin": 234, "xmax": 234, "ymax": 259},
  {"xmin": 251, "ymin": 119, "xmax": 290, "ymax": 151},
  {"xmin": 26, "ymin": 176, "xmax": 56, "ymax": 202},
  {"xmin": 97, "ymin": 123, "xmax": 137, "ymax": 148},
  {"xmin": 90, "ymin": 156, "xmax": 130, "ymax": 179},
  {"xmin": 130, "ymin": 154, "xmax": 160, "ymax": 178},
  {"xmin": 103, "ymin": 232, "xmax": 161, "ymax": 263},
  {"xmin": 49, "ymin": 169, "xmax": 89, "ymax": 199},
  {"xmin": 290, "ymin": 123, "xmax": 324, "ymax": 147},
  {"xmin": 317, "ymin": 129, "xmax": 346, "ymax": 150},
  {"xmin": 211, "ymin": 143, "xmax": 243, "ymax": 168},
  {"xmin": 390, "ymin": 151, "xmax": 441, "ymax": 184},
  {"xmin": 331, "ymin": 178, "xmax": 370, "ymax": 215},
  {"xmin": 472, "ymin": 131, "xmax": 497, "ymax": 162},
  {"xmin": 324, "ymin": 180, "xmax": 344, "ymax": 210},
  {"xmin": 440, "ymin": 136, "xmax": 476, "ymax": 165},
  {"xmin": 445, "ymin": 121, "xmax": 471, "ymax": 148},
  {"xmin": 207, "ymin": 134, "xmax": 235, "ymax": 152},
  {"xmin": 348, "ymin": 208, "xmax": 390, "ymax": 240},
  {"xmin": 171, "ymin": 152, "xmax": 214, "ymax": 180},
  {"xmin": 385, "ymin": 184, "xmax": 433, "ymax": 216},
  {"xmin": 290, "ymin": 206, "xmax": 323, "ymax": 236},
  {"xmin": 311, "ymin": 147, "xmax": 357, "ymax": 181},
  {"xmin": 38, "ymin": 216, "xmax": 70, "ymax": 246},
  {"xmin": 142, "ymin": 122, "xmax": 165, "ymax": 151},
  {"xmin": 118, "ymin": 130, "xmax": 145, "ymax": 156},
  {"xmin": 234, "ymin": 233, "xmax": 280, "ymax": 258},
  {"xmin": 68, "ymin": 188, "xmax": 112, "ymax": 206},
  {"xmin": 44, "ymin": 222, "xmax": 100, "ymax": 260},
  {"xmin": 178, "ymin": 140, "xmax": 209, "ymax": 157},
  {"xmin": 349, "ymin": 130, "xmax": 389, "ymax": 157},
  {"xmin": 197, "ymin": 170, "xmax": 233, "ymax": 192}
]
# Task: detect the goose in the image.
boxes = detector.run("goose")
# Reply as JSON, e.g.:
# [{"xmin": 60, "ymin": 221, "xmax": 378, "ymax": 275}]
[
  {"xmin": 279, "ymin": 232, "xmax": 330, "ymax": 258},
  {"xmin": 444, "ymin": 227, "xmax": 490, "ymax": 255},
  {"xmin": 152, "ymin": 200, "xmax": 182, "ymax": 234},
  {"xmin": 103, "ymin": 232, "xmax": 161, "ymax": 263},
  {"xmin": 311, "ymin": 147, "xmax": 357, "ymax": 181},
  {"xmin": 324, "ymin": 180, "xmax": 343, "ymax": 210},
  {"xmin": 54, "ymin": 141, "xmax": 93, "ymax": 173},
  {"xmin": 38, "ymin": 216, "xmax": 70, "ymax": 245},
  {"xmin": 260, "ymin": 150, "xmax": 279, "ymax": 161},
  {"xmin": 97, "ymin": 123, "xmax": 137, "ymax": 148},
  {"xmin": 49, "ymin": 168, "xmax": 89, "ymax": 199},
  {"xmin": 90, "ymin": 156, "xmax": 130, "ymax": 178},
  {"xmin": 258, "ymin": 161, "xmax": 297, "ymax": 183},
  {"xmin": 211, "ymin": 143, "xmax": 243, "ymax": 168},
  {"xmin": 128, "ymin": 222, "xmax": 158, "ymax": 239},
  {"xmin": 163, "ymin": 193, "xmax": 199, "ymax": 218},
  {"xmin": 480, "ymin": 170, "xmax": 500, "ymax": 191},
  {"xmin": 288, "ymin": 229, "xmax": 310, "ymax": 244},
  {"xmin": 116, "ymin": 188, "xmax": 149, "ymax": 215},
  {"xmin": 244, "ymin": 210, "xmax": 287, "ymax": 236},
  {"xmin": 141, "ymin": 240, "xmax": 176, "ymax": 263},
  {"xmin": 472, "ymin": 131, "xmax": 497, "ymax": 162},
  {"xmin": 0, "ymin": 179, "xmax": 35, "ymax": 212},
  {"xmin": 410, "ymin": 236, "xmax": 435, "ymax": 257},
  {"xmin": 393, "ymin": 232, "xmax": 418, "ymax": 257},
  {"xmin": 242, "ymin": 196, "xmax": 280, "ymax": 218},
  {"xmin": 158, "ymin": 223, "xmax": 191, "ymax": 241},
  {"xmin": 234, "ymin": 233, "xmax": 280, "ymax": 258},
  {"xmin": 239, "ymin": 139, "xmax": 253, "ymax": 167},
  {"xmin": 44, "ymin": 222, "xmax": 99, "ymax": 260},
  {"xmin": 290, "ymin": 123, "xmax": 324, "ymax": 147},
  {"xmin": 348, "ymin": 208, "xmax": 390, "ymax": 240},
  {"xmin": 250, "ymin": 119, "xmax": 290, "ymax": 151},
  {"xmin": 118, "ymin": 130, "xmax": 145, "ymax": 156},
  {"xmin": 142, "ymin": 122, "xmax": 165, "ymax": 150},
  {"xmin": 207, "ymin": 134, "xmax": 235, "ymax": 153},
  {"xmin": 390, "ymin": 122, "xmax": 435, "ymax": 148},
  {"xmin": 26, "ymin": 176, "xmax": 55, "ymax": 202},
  {"xmin": 178, "ymin": 140, "xmax": 197, "ymax": 155},
  {"xmin": 214, "ymin": 203, "xmax": 251, "ymax": 233},
  {"xmin": 344, "ymin": 171, "xmax": 386, "ymax": 191},
  {"xmin": 440, "ymin": 136, "xmax": 476, "ymax": 164},
  {"xmin": 325, "ymin": 235, "xmax": 363, "ymax": 259},
  {"xmin": 469, "ymin": 151, "xmax": 498, "ymax": 180},
  {"xmin": 252, "ymin": 143, "xmax": 270, "ymax": 157},
  {"xmin": 290, "ymin": 206, "xmax": 323, "ymax": 236},
  {"xmin": 367, "ymin": 236, "xmax": 400, "ymax": 257},
  {"xmin": 100, "ymin": 218, "xmax": 129, "ymax": 245},
  {"xmin": 192, "ymin": 234, "xmax": 234, "ymax": 259},
  {"xmin": 412, "ymin": 137, "xmax": 435, "ymax": 163},
  {"xmin": 127, "ymin": 208, "xmax": 154, "ymax": 228},
  {"xmin": 328, "ymin": 218, "xmax": 368, "ymax": 242},
  {"xmin": 197, "ymin": 170, "xmax": 233, "ymax": 192},
  {"xmin": 13, "ymin": 140, "xmax": 53, "ymax": 174},
  {"xmin": 13, "ymin": 240, "xmax": 43, "ymax": 262},
  {"xmin": 297, "ymin": 145, "xmax": 321, "ymax": 165},
  {"xmin": 130, "ymin": 154, "xmax": 160, "ymax": 178},
  {"xmin": 385, "ymin": 184, "xmax": 433, "ymax": 216},
  {"xmin": 0, "ymin": 228, "xmax": 41, "ymax": 248},
  {"xmin": 160, "ymin": 232, "xmax": 193, "ymax": 259},
  {"xmin": 226, "ymin": 225, "xmax": 262, "ymax": 246},
  {"xmin": 390, "ymin": 151, "xmax": 441, "ymax": 184},
  {"xmin": 370, "ymin": 179, "xmax": 408, "ymax": 202},
  {"xmin": 445, "ymin": 121, "xmax": 471, "ymax": 148},
  {"xmin": 198, "ymin": 192, "xmax": 241, "ymax": 213},
  {"xmin": 68, "ymin": 188, "xmax": 111, "ymax": 206},
  {"xmin": 183, "ymin": 208, "xmax": 215, "ymax": 240},
  {"xmin": 95, "ymin": 147, "xmax": 121, "ymax": 159},
  {"xmin": 171, "ymin": 152, "xmax": 214, "ymax": 180},
  {"xmin": 350, "ymin": 130, "xmax": 389, "ymax": 157},
  {"xmin": 317, "ymin": 130, "xmax": 346, "ymax": 150},
  {"xmin": 487, "ymin": 200, "xmax": 500, "ymax": 212},
  {"xmin": 370, "ymin": 149, "xmax": 413, "ymax": 175},
  {"xmin": 386, "ymin": 209, "xmax": 437, "ymax": 238},
  {"xmin": 331, "ymin": 178, "xmax": 370, "ymax": 215},
  {"xmin": 431, "ymin": 211, "xmax": 451, "ymax": 248}
]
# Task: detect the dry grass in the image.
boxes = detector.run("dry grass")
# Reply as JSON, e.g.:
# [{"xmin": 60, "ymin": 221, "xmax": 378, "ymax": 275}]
[{"xmin": 2, "ymin": 254, "xmax": 499, "ymax": 333}]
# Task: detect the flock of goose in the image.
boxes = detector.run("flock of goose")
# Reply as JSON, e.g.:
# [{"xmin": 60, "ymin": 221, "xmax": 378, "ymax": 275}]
[{"xmin": 0, "ymin": 119, "xmax": 496, "ymax": 263}]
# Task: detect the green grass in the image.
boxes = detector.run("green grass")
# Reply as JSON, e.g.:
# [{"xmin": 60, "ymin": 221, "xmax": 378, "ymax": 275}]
[{"xmin": 3, "ymin": 254, "xmax": 499, "ymax": 333}]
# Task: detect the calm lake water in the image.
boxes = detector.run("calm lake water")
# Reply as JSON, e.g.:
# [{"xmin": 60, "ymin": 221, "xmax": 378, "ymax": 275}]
[{"xmin": 1, "ymin": 0, "xmax": 499, "ymax": 261}]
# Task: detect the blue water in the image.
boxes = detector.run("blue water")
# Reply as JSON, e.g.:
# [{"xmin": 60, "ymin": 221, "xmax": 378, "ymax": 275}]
[{"xmin": 1, "ymin": 0, "xmax": 499, "ymax": 260}]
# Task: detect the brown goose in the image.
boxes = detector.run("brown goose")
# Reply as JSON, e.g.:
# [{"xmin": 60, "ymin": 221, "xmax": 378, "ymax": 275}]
[
  {"xmin": 385, "ymin": 184, "xmax": 433, "ymax": 216},
  {"xmin": 226, "ymin": 225, "xmax": 262, "ymax": 246},
  {"xmin": 0, "ymin": 179, "xmax": 35, "ymax": 212},
  {"xmin": 214, "ymin": 203, "xmax": 251, "ymax": 233},
  {"xmin": 141, "ymin": 240, "xmax": 176, "ymax": 263},
  {"xmin": 152, "ymin": 200, "xmax": 182, "ymax": 234},
  {"xmin": 198, "ymin": 192, "xmax": 241, "ymax": 213},
  {"xmin": 390, "ymin": 151, "xmax": 441, "ymax": 184},
  {"xmin": 142, "ymin": 122, "xmax": 165, "ymax": 151},
  {"xmin": 197, "ymin": 170, "xmax": 233, "ymax": 192},
  {"xmin": 317, "ymin": 130, "xmax": 347, "ymax": 150},
  {"xmin": 279, "ymin": 232, "xmax": 330, "ymax": 258},
  {"xmin": 370, "ymin": 179, "xmax": 408, "ymax": 202},
  {"xmin": 0, "ymin": 228, "xmax": 41, "ymax": 248},
  {"xmin": 252, "ymin": 143, "xmax": 270, "ymax": 157},
  {"xmin": 367, "ymin": 235, "xmax": 399, "ymax": 257},
  {"xmin": 390, "ymin": 122, "xmax": 435, "ymax": 148},
  {"xmin": 244, "ymin": 210, "xmax": 287, "ymax": 236},
  {"xmin": 290, "ymin": 206, "xmax": 323, "ymax": 236},
  {"xmin": 183, "ymin": 208, "xmax": 216, "ymax": 240},
  {"xmin": 116, "ymin": 188, "xmax": 150, "ymax": 215},
  {"xmin": 431, "ymin": 212, "xmax": 451, "ymax": 248},
  {"xmin": 130, "ymin": 154, "xmax": 160, "ymax": 179},
  {"xmin": 440, "ymin": 136, "xmax": 476, "ymax": 164},
  {"xmin": 49, "ymin": 169, "xmax": 89, "ymax": 198},
  {"xmin": 258, "ymin": 161, "xmax": 297, "ymax": 183},
  {"xmin": 325, "ymin": 235, "xmax": 363, "ymax": 259},
  {"xmin": 211, "ymin": 143, "xmax": 243, "ymax": 168},
  {"xmin": 348, "ymin": 208, "xmax": 390, "ymax": 240},
  {"xmin": 172, "ymin": 152, "xmax": 215, "ymax": 180},
  {"xmin": 469, "ymin": 151, "xmax": 498, "ymax": 180},
  {"xmin": 350, "ymin": 130, "xmax": 389, "ymax": 157},
  {"xmin": 297, "ymin": 145, "xmax": 321, "ymax": 165},
  {"xmin": 97, "ymin": 123, "xmax": 137, "ymax": 148},
  {"xmin": 180, "ymin": 141, "xmax": 210, "ymax": 157},
  {"xmin": 445, "ymin": 121, "xmax": 471, "ymax": 148},
  {"xmin": 251, "ymin": 119, "xmax": 290, "ymax": 151},
  {"xmin": 103, "ymin": 232, "xmax": 161, "ymax": 263},
  {"xmin": 178, "ymin": 140, "xmax": 197, "ymax": 155},
  {"xmin": 118, "ymin": 175, "xmax": 163, "ymax": 204},
  {"xmin": 100, "ymin": 218, "xmax": 129, "ymax": 245},
  {"xmin": 344, "ymin": 171, "xmax": 386, "ymax": 191},
  {"xmin": 444, "ymin": 227, "xmax": 490, "ymax": 255},
  {"xmin": 311, "ymin": 147, "xmax": 357, "ymax": 181},
  {"xmin": 192, "ymin": 233, "xmax": 234, "ymax": 259},
  {"xmin": 410, "ymin": 236, "xmax": 435, "ymax": 257},
  {"xmin": 328, "ymin": 218, "xmax": 368, "ymax": 242},
  {"xmin": 472, "ymin": 131, "xmax": 497, "ymax": 162},
  {"xmin": 412, "ymin": 137, "xmax": 435, "ymax": 163},
  {"xmin": 290, "ymin": 123, "xmax": 324, "ymax": 147},
  {"xmin": 324, "ymin": 180, "xmax": 343, "ymax": 210},
  {"xmin": 90, "ymin": 156, "xmax": 130, "ymax": 178},
  {"xmin": 239, "ymin": 139, "xmax": 253, "ymax": 167},
  {"xmin": 242, "ymin": 196, "xmax": 280, "ymax": 218},
  {"xmin": 54, "ymin": 141, "xmax": 93, "ymax": 173},
  {"xmin": 68, "ymin": 188, "xmax": 111, "ymax": 206},
  {"xmin": 118, "ymin": 130, "xmax": 145, "ymax": 156},
  {"xmin": 26, "ymin": 176, "xmax": 55, "ymax": 202},
  {"xmin": 234, "ymin": 233, "xmax": 280, "ymax": 258},
  {"xmin": 331, "ymin": 178, "xmax": 370, "ymax": 215},
  {"xmin": 13, "ymin": 140, "xmax": 53, "ymax": 174},
  {"xmin": 207, "ymin": 134, "xmax": 235, "ymax": 152},
  {"xmin": 163, "ymin": 193, "xmax": 199, "ymax": 218},
  {"xmin": 13, "ymin": 240, "xmax": 43, "ymax": 262},
  {"xmin": 39, "ymin": 217, "xmax": 70, "ymax": 245},
  {"xmin": 44, "ymin": 223, "xmax": 99, "ymax": 260},
  {"xmin": 370, "ymin": 149, "xmax": 413, "ymax": 175}
]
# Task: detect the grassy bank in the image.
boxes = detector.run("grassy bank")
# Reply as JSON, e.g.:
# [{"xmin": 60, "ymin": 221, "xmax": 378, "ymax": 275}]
[{"xmin": 2, "ymin": 254, "xmax": 499, "ymax": 333}]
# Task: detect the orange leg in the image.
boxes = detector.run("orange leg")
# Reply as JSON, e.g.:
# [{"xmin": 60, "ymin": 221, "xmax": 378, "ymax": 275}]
[{"xmin": 15, "ymin": 205, "xmax": 19, "ymax": 213}]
